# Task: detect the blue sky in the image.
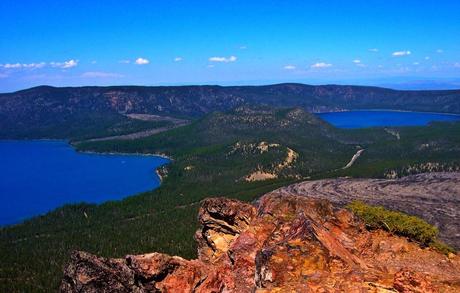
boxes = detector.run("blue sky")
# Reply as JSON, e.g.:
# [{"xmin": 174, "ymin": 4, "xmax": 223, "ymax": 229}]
[{"xmin": 1, "ymin": 0, "xmax": 459, "ymax": 92}]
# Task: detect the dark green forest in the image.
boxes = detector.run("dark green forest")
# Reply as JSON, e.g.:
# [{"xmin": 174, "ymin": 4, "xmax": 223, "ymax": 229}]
[{"xmin": 1, "ymin": 106, "xmax": 460, "ymax": 292}]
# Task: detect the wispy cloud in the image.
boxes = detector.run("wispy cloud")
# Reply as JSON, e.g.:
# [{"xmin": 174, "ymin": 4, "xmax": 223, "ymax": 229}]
[
  {"xmin": 454, "ymin": 62, "xmax": 460, "ymax": 68},
  {"xmin": 283, "ymin": 65, "xmax": 296, "ymax": 70},
  {"xmin": 119, "ymin": 59, "xmax": 131, "ymax": 64},
  {"xmin": 0, "ymin": 73, "xmax": 8, "ymax": 78},
  {"xmin": 239, "ymin": 45, "xmax": 247, "ymax": 50},
  {"xmin": 135, "ymin": 57, "xmax": 149, "ymax": 65},
  {"xmin": 81, "ymin": 71, "xmax": 124, "ymax": 78},
  {"xmin": 2, "ymin": 63, "xmax": 22, "ymax": 68},
  {"xmin": 24, "ymin": 62, "xmax": 46, "ymax": 69},
  {"xmin": 392, "ymin": 50, "xmax": 411, "ymax": 57},
  {"xmin": 425, "ymin": 56, "xmax": 430, "ymax": 60},
  {"xmin": 436, "ymin": 49, "xmax": 444, "ymax": 53},
  {"xmin": 51, "ymin": 59, "xmax": 78, "ymax": 68},
  {"xmin": 207, "ymin": 64, "xmax": 215, "ymax": 68},
  {"xmin": 174, "ymin": 57, "xmax": 183, "ymax": 62},
  {"xmin": 0, "ymin": 62, "xmax": 46, "ymax": 69},
  {"xmin": 209, "ymin": 56, "xmax": 237, "ymax": 63},
  {"xmin": 310, "ymin": 62, "xmax": 332, "ymax": 68},
  {"xmin": 368, "ymin": 48, "xmax": 379, "ymax": 52},
  {"xmin": 352, "ymin": 60, "xmax": 366, "ymax": 67}
]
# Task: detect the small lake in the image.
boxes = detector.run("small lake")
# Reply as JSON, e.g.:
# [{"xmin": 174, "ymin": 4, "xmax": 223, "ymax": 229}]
[
  {"xmin": 0, "ymin": 140, "xmax": 169, "ymax": 226},
  {"xmin": 317, "ymin": 110, "xmax": 460, "ymax": 128}
]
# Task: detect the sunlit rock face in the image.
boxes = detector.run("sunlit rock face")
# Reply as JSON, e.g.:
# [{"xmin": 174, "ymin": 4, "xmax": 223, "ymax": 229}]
[{"xmin": 61, "ymin": 193, "xmax": 460, "ymax": 292}]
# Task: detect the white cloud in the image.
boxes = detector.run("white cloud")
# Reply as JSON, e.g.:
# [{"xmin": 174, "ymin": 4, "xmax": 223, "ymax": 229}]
[
  {"xmin": 51, "ymin": 59, "xmax": 78, "ymax": 68},
  {"xmin": 425, "ymin": 56, "xmax": 430, "ymax": 60},
  {"xmin": 283, "ymin": 65, "xmax": 296, "ymax": 70},
  {"xmin": 81, "ymin": 71, "xmax": 124, "ymax": 78},
  {"xmin": 209, "ymin": 56, "xmax": 237, "ymax": 63},
  {"xmin": 119, "ymin": 59, "xmax": 131, "ymax": 64},
  {"xmin": 1, "ymin": 62, "xmax": 46, "ymax": 69},
  {"xmin": 436, "ymin": 49, "xmax": 444, "ymax": 53},
  {"xmin": 174, "ymin": 57, "xmax": 183, "ymax": 62},
  {"xmin": 3, "ymin": 63, "xmax": 23, "ymax": 68},
  {"xmin": 310, "ymin": 62, "xmax": 332, "ymax": 68},
  {"xmin": 352, "ymin": 60, "xmax": 366, "ymax": 67},
  {"xmin": 392, "ymin": 50, "xmax": 411, "ymax": 57},
  {"xmin": 413, "ymin": 62, "xmax": 420, "ymax": 65},
  {"xmin": 368, "ymin": 48, "xmax": 379, "ymax": 52},
  {"xmin": 62, "ymin": 59, "xmax": 78, "ymax": 68},
  {"xmin": 135, "ymin": 57, "xmax": 150, "ymax": 65},
  {"xmin": 23, "ymin": 62, "xmax": 46, "ymax": 69}
]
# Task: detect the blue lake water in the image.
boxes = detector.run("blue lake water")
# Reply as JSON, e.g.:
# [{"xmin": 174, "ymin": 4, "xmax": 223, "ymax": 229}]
[
  {"xmin": 0, "ymin": 140, "xmax": 169, "ymax": 225},
  {"xmin": 317, "ymin": 110, "xmax": 460, "ymax": 128}
]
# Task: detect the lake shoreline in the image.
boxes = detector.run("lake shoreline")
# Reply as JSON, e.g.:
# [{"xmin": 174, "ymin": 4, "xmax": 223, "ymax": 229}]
[
  {"xmin": 315, "ymin": 108, "xmax": 460, "ymax": 116},
  {"xmin": 0, "ymin": 139, "xmax": 172, "ymax": 160},
  {"xmin": 316, "ymin": 109, "xmax": 460, "ymax": 129},
  {"xmin": 0, "ymin": 140, "xmax": 170, "ymax": 226},
  {"xmin": 74, "ymin": 149, "xmax": 172, "ymax": 161}
]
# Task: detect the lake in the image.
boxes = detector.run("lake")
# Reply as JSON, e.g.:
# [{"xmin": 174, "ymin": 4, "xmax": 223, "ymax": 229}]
[
  {"xmin": 0, "ymin": 140, "xmax": 169, "ymax": 225},
  {"xmin": 317, "ymin": 110, "xmax": 460, "ymax": 128}
]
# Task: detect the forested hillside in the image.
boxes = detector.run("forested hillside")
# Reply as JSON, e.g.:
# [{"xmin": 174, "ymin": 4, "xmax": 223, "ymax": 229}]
[
  {"xmin": 1, "ymin": 83, "xmax": 460, "ymax": 139},
  {"xmin": 2, "ymin": 106, "xmax": 460, "ymax": 291}
]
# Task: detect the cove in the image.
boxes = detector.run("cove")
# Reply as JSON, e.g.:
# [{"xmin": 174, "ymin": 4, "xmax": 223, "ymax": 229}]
[
  {"xmin": 0, "ymin": 140, "xmax": 169, "ymax": 226},
  {"xmin": 317, "ymin": 110, "xmax": 460, "ymax": 128}
]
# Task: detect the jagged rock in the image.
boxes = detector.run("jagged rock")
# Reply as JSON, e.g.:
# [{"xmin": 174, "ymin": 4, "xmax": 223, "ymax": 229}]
[
  {"xmin": 195, "ymin": 197, "xmax": 256, "ymax": 263},
  {"xmin": 393, "ymin": 269, "xmax": 435, "ymax": 293},
  {"xmin": 60, "ymin": 251, "xmax": 139, "ymax": 293},
  {"xmin": 270, "ymin": 172, "xmax": 460, "ymax": 249},
  {"xmin": 61, "ymin": 194, "xmax": 460, "ymax": 292}
]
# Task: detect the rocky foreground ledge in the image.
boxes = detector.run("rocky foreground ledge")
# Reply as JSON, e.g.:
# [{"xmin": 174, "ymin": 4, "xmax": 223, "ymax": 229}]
[
  {"xmin": 61, "ymin": 193, "xmax": 460, "ymax": 292},
  {"xmin": 269, "ymin": 172, "xmax": 460, "ymax": 249}
]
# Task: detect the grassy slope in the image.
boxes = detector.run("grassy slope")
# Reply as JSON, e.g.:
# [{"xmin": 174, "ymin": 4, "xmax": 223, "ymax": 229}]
[{"xmin": 1, "ymin": 106, "xmax": 460, "ymax": 292}]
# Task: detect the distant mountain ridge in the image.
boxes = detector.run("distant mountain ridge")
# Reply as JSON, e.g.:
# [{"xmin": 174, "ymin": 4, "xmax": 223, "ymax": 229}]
[{"xmin": 1, "ymin": 83, "xmax": 460, "ymax": 138}]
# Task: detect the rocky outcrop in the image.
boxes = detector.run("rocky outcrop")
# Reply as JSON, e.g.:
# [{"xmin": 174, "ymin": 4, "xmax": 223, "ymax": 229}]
[
  {"xmin": 61, "ymin": 194, "xmax": 460, "ymax": 292},
  {"xmin": 194, "ymin": 197, "xmax": 256, "ymax": 263},
  {"xmin": 268, "ymin": 172, "xmax": 460, "ymax": 249}
]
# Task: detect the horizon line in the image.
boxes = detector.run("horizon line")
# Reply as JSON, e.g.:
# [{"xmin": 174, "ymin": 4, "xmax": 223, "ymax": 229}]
[{"xmin": 3, "ymin": 82, "xmax": 460, "ymax": 95}]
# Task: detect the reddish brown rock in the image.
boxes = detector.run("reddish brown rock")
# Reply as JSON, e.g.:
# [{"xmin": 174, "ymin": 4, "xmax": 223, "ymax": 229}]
[
  {"xmin": 271, "ymin": 172, "xmax": 460, "ymax": 249},
  {"xmin": 393, "ymin": 269, "xmax": 436, "ymax": 293},
  {"xmin": 61, "ymin": 194, "xmax": 460, "ymax": 292},
  {"xmin": 195, "ymin": 197, "xmax": 256, "ymax": 263}
]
